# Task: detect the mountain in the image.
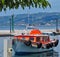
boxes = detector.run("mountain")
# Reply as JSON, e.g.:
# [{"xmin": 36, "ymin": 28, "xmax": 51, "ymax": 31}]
[{"xmin": 0, "ymin": 12, "xmax": 60, "ymax": 26}]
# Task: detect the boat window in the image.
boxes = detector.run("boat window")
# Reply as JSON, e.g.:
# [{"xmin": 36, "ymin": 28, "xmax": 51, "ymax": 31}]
[
  {"xmin": 30, "ymin": 37, "xmax": 34, "ymax": 40},
  {"xmin": 43, "ymin": 36, "xmax": 49, "ymax": 42},
  {"xmin": 22, "ymin": 37, "xmax": 25, "ymax": 40},
  {"xmin": 40, "ymin": 36, "xmax": 47, "ymax": 42},
  {"xmin": 44, "ymin": 37, "xmax": 47, "ymax": 42},
  {"xmin": 36, "ymin": 37, "xmax": 40, "ymax": 42},
  {"xmin": 40, "ymin": 37, "xmax": 42, "ymax": 41},
  {"xmin": 47, "ymin": 36, "xmax": 49, "ymax": 40},
  {"xmin": 42, "ymin": 37, "xmax": 44, "ymax": 41}
]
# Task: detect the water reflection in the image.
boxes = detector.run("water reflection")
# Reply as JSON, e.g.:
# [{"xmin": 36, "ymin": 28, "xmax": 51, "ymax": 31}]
[{"xmin": 14, "ymin": 50, "xmax": 59, "ymax": 57}]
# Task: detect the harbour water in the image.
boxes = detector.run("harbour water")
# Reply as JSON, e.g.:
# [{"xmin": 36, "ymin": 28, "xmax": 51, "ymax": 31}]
[{"xmin": 0, "ymin": 35, "xmax": 60, "ymax": 57}]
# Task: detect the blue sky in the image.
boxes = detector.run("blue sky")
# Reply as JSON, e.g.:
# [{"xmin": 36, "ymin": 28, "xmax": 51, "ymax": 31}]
[{"xmin": 0, "ymin": 0, "xmax": 60, "ymax": 16}]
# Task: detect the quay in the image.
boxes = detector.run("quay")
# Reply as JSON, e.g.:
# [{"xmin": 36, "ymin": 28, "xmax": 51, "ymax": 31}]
[{"xmin": 0, "ymin": 29, "xmax": 60, "ymax": 37}]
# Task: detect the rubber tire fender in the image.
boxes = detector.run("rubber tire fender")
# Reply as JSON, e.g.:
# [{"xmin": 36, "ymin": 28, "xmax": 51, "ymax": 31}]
[
  {"xmin": 24, "ymin": 40, "xmax": 31, "ymax": 46},
  {"xmin": 37, "ymin": 43, "xmax": 42, "ymax": 48}
]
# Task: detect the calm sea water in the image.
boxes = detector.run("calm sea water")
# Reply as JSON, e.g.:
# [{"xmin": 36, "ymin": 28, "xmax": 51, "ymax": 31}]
[{"xmin": 0, "ymin": 35, "xmax": 60, "ymax": 57}]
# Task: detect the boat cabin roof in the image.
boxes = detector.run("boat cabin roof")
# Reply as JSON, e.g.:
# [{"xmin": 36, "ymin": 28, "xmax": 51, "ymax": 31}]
[
  {"xmin": 15, "ymin": 34, "xmax": 49, "ymax": 38},
  {"xmin": 14, "ymin": 29, "xmax": 49, "ymax": 38}
]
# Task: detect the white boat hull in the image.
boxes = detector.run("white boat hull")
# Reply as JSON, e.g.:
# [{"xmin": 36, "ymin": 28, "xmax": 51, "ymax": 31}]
[{"xmin": 12, "ymin": 40, "xmax": 53, "ymax": 55}]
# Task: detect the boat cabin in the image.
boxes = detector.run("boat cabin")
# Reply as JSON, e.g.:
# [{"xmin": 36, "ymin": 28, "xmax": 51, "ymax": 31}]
[
  {"xmin": 14, "ymin": 35, "xmax": 50, "ymax": 44},
  {"xmin": 14, "ymin": 29, "xmax": 50, "ymax": 44}
]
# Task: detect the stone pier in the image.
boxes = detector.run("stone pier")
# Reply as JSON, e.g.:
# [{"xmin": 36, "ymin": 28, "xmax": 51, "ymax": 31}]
[{"xmin": 4, "ymin": 39, "xmax": 12, "ymax": 57}]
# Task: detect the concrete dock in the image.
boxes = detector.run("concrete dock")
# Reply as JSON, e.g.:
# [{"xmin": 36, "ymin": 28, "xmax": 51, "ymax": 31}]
[
  {"xmin": 0, "ymin": 29, "xmax": 60, "ymax": 36},
  {"xmin": 4, "ymin": 39, "xmax": 12, "ymax": 57}
]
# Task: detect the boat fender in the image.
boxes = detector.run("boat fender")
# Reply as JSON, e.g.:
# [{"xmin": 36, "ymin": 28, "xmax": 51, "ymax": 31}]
[
  {"xmin": 46, "ymin": 44, "xmax": 50, "ymax": 49},
  {"xmin": 24, "ymin": 40, "xmax": 31, "ymax": 46},
  {"xmin": 54, "ymin": 39, "xmax": 59, "ymax": 47},
  {"xmin": 48, "ymin": 43, "xmax": 51, "ymax": 48},
  {"xmin": 37, "ymin": 43, "xmax": 42, "ymax": 48},
  {"xmin": 50, "ymin": 43, "xmax": 53, "ymax": 48}
]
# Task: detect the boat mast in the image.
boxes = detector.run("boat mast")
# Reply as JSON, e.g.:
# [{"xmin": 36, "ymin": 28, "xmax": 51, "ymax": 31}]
[
  {"xmin": 28, "ymin": 12, "xmax": 29, "ymax": 26},
  {"xmin": 56, "ymin": 18, "xmax": 59, "ymax": 32},
  {"xmin": 10, "ymin": 18, "xmax": 11, "ymax": 33},
  {"xmin": 26, "ymin": 12, "xmax": 30, "ymax": 30},
  {"xmin": 10, "ymin": 14, "xmax": 14, "ymax": 33}
]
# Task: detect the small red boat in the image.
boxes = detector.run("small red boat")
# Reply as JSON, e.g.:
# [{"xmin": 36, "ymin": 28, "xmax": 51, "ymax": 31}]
[
  {"xmin": 14, "ymin": 29, "xmax": 59, "ymax": 48},
  {"xmin": 12, "ymin": 29, "xmax": 59, "ymax": 55}
]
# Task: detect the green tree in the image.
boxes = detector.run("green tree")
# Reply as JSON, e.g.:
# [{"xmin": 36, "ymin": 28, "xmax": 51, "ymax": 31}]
[{"xmin": 0, "ymin": 0, "xmax": 51, "ymax": 11}]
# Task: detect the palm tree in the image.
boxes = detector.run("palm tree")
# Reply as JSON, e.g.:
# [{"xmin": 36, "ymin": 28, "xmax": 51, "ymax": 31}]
[{"xmin": 0, "ymin": 0, "xmax": 51, "ymax": 11}]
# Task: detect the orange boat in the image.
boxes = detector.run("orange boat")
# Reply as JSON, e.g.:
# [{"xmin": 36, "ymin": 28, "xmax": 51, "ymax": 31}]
[{"xmin": 12, "ymin": 29, "xmax": 59, "ymax": 55}]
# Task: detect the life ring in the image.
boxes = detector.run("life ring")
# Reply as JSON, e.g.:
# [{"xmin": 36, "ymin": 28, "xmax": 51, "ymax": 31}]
[
  {"xmin": 24, "ymin": 40, "xmax": 31, "ymax": 46},
  {"xmin": 37, "ymin": 43, "xmax": 42, "ymax": 48}
]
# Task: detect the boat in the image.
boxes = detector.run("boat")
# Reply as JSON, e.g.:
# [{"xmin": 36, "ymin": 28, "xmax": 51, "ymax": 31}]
[
  {"xmin": 9, "ymin": 29, "xmax": 59, "ymax": 56},
  {"xmin": 53, "ymin": 18, "xmax": 60, "ymax": 35}
]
